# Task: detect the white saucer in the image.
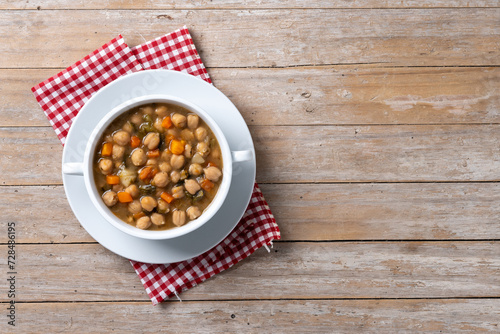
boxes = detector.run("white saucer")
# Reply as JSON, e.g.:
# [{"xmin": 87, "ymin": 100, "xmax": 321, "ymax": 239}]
[{"xmin": 62, "ymin": 70, "xmax": 256, "ymax": 264}]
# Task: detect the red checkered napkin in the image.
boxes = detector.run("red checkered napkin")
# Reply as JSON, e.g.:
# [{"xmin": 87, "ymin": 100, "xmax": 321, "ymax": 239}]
[
  {"xmin": 31, "ymin": 35, "xmax": 143, "ymax": 145},
  {"xmin": 32, "ymin": 26, "xmax": 280, "ymax": 305},
  {"xmin": 132, "ymin": 183, "xmax": 280, "ymax": 305}
]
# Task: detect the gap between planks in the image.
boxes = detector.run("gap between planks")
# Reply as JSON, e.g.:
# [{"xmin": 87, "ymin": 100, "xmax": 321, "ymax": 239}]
[
  {"xmin": 1, "ymin": 239, "xmax": 500, "ymax": 246},
  {"xmin": 1, "ymin": 297, "xmax": 500, "ymax": 304},
  {"xmin": 3, "ymin": 180, "xmax": 500, "ymax": 187},
  {"xmin": 3, "ymin": 123, "xmax": 500, "ymax": 128},
  {"xmin": 2, "ymin": 64, "xmax": 500, "ymax": 70}
]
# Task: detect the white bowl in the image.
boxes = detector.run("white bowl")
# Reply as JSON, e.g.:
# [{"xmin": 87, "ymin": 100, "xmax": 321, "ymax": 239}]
[{"xmin": 62, "ymin": 94, "xmax": 252, "ymax": 240}]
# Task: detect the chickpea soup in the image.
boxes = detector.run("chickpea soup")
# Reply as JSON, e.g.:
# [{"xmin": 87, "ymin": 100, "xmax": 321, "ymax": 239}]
[{"xmin": 93, "ymin": 102, "xmax": 223, "ymax": 231}]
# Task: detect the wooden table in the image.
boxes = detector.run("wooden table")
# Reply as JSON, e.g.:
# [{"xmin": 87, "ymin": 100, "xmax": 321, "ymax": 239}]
[{"xmin": 1, "ymin": 1, "xmax": 499, "ymax": 332}]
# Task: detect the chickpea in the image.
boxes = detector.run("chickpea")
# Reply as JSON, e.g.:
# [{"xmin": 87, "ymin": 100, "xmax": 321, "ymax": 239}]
[
  {"xmin": 187, "ymin": 114, "xmax": 199, "ymax": 130},
  {"xmin": 184, "ymin": 144, "xmax": 192, "ymax": 159},
  {"xmin": 172, "ymin": 210, "xmax": 187, "ymax": 227},
  {"xmin": 143, "ymin": 132, "xmax": 160, "ymax": 150},
  {"xmin": 187, "ymin": 206, "xmax": 202, "ymax": 220},
  {"xmin": 122, "ymin": 122, "xmax": 134, "ymax": 133},
  {"xmin": 130, "ymin": 113, "xmax": 142, "ymax": 125},
  {"xmin": 125, "ymin": 184, "xmax": 139, "ymax": 198},
  {"xmin": 113, "ymin": 131, "xmax": 130, "ymax": 146},
  {"xmin": 112, "ymin": 184, "xmax": 123, "ymax": 192},
  {"xmin": 153, "ymin": 117, "xmax": 164, "ymax": 133},
  {"xmin": 102, "ymin": 191, "xmax": 118, "ymax": 207},
  {"xmin": 131, "ymin": 148, "xmax": 147, "ymax": 166},
  {"xmin": 211, "ymin": 148, "xmax": 221, "ymax": 160},
  {"xmin": 184, "ymin": 179, "xmax": 201, "ymax": 195},
  {"xmin": 128, "ymin": 200, "xmax": 142, "ymax": 214},
  {"xmin": 204, "ymin": 166, "xmax": 222, "ymax": 182},
  {"xmin": 112, "ymin": 145, "xmax": 125, "ymax": 160},
  {"xmin": 167, "ymin": 128, "xmax": 180, "ymax": 137},
  {"xmin": 171, "ymin": 113, "xmax": 187, "ymax": 128},
  {"xmin": 155, "ymin": 105, "xmax": 169, "ymax": 118},
  {"xmin": 170, "ymin": 154, "xmax": 185, "ymax": 170},
  {"xmin": 146, "ymin": 158, "xmax": 158, "ymax": 166},
  {"xmin": 136, "ymin": 216, "xmax": 151, "ymax": 230},
  {"xmin": 195, "ymin": 127, "xmax": 208, "ymax": 141},
  {"xmin": 99, "ymin": 158, "xmax": 113, "ymax": 175},
  {"xmin": 159, "ymin": 161, "xmax": 172, "ymax": 173},
  {"xmin": 196, "ymin": 142, "xmax": 210, "ymax": 158},
  {"xmin": 172, "ymin": 185, "xmax": 185, "ymax": 199},
  {"xmin": 161, "ymin": 150, "xmax": 172, "ymax": 162},
  {"xmin": 157, "ymin": 199, "xmax": 170, "ymax": 214},
  {"xmin": 151, "ymin": 213, "xmax": 165, "ymax": 226},
  {"xmin": 188, "ymin": 163, "xmax": 203, "ymax": 176},
  {"xmin": 140, "ymin": 196, "xmax": 157, "ymax": 212},
  {"xmin": 141, "ymin": 105, "xmax": 154, "ymax": 116},
  {"xmin": 153, "ymin": 171, "xmax": 169, "ymax": 187},
  {"xmin": 181, "ymin": 129, "xmax": 195, "ymax": 142},
  {"xmin": 170, "ymin": 170, "xmax": 181, "ymax": 184}
]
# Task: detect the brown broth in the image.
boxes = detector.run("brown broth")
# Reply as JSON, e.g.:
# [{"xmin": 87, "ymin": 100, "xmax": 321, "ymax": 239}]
[{"xmin": 93, "ymin": 102, "xmax": 223, "ymax": 231}]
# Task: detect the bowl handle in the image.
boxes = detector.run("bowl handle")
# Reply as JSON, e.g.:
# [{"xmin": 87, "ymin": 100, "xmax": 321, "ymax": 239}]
[
  {"xmin": 231, "ymin": 150, "xmax": 253, "ymax": 163},
  {"xmin": 62, "ymin": 162, "xmax": 84, "ymax": 175}
]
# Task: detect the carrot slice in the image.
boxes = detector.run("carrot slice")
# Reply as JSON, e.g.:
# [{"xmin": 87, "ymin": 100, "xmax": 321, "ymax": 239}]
[
  {"xmin": 160, "ymin": 192, "xmax": 175, "ymax": 204},
  {"xmin": 147, "ymin": 149, "xmax": 160, "ymax": 158},
  {"xmin": 139, "ymin": 166, "xmax": 153, "ymax": 181},
  {"xmin": 117, "ymin": 191, "xmax": 133, "ymax": 203},
  {"xmin": 106, "ymin": 175, "xmax": 120, "ymax": 185},
  {"xmin": 133, "ymin": 212, "xmax": 145, "ymax": 219},
  {"xmin": 130, "ymin": 136, "xmax": 141, "ymax": 148},
  {"xmin": 161, "ymin": 116, "xmax": 173, "ymax": 129},
  {"xmin": 200, "ymin": 178, "xmax": 214, "ymax": 191},
  {"xmin": 101, "ymin": 142, "xmax": 113, "ymax": 156},
  {"xmin": 170, "ymin": 139, "xmax": 185, "ymax": 155}
]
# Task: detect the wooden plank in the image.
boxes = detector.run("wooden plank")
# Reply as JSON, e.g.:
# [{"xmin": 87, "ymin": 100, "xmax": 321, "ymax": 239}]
[
  {"xmin": 253, "ymin": 124, "xmax": 500, "ymax": 183},
  {"xmin": 0, "ymin": 242, "xmax": 499, "ymax": 301},
  {"xmin": 214, "ymin": 66, "xmax": 500, "ymax": 125},
  {"xmin": 2, "ymin": 1, "xmax": 499, "ymax": 10},
  {"xmin": 5, "ymin": 66, "xmax": 500, "ymax": 127},
  {"xmin": 263, "ymin": 183, "xmax": 500, "ymax": 240},
  {"xmin": 2, "ymin": 125, "xmax": 500, "ymax": 185},
  {"xmin": 0, "ymin": 127, "xmax": 62, "ymax": 185},
  {"xmin": 0, "ymin": 9, "xmax": 499, "ymax": 68},
  {"xmin": 8, "ymin": 299, "xmax": 500, "ymax": 333},
  {"xmin": 1, "ymin": 183, "xmax": 500, "ymax": 243},
  {"xmin": 0, "ymin": 186, "xmax": 94, "ymax": 243}
]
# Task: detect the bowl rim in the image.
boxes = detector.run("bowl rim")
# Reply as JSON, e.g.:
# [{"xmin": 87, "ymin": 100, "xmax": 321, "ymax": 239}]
[{"xmin": 83, "ymin": 94, "xmax": 233, "ymax": 240}]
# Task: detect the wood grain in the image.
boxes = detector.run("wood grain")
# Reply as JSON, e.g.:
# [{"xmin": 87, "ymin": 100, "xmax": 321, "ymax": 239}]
[
  {"xmin": 263, "ymin": 183, "xmax": 500, "ymax": 240},
  {"xmin": 2, "ymin": 1, "xmax": 499, "ymax": 10},
  {"xmin": 214, "ymin": 66, "xmax": 500, "ymax": 125},
  {"xmin": 1, "ymin": 9, "xmax": 499, "ymax": 68},
  {"xmin": 253, "ymin": 125, "xmax": 500, "ymax": 183},
  {"xmin": 1, "ymin": 1, "xmax": 499, "ymax": 331},
  {"xmin": 8, "ymin": 299, "xmax": 500, "ymax": 333},
  {"xmin": 3, "ymin": 125, "xmax": 498, "ymax": 185},
  {"xmin": 0, "ymin": 242, "xmax": 498, "ymax": 302},
  {"xmin": 5, "ymin": 66, "xmax": 500, "ymax": 127},
  {"xmin": 1, "ymin": 183, "xmax": 500, "ymax": 244}
]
